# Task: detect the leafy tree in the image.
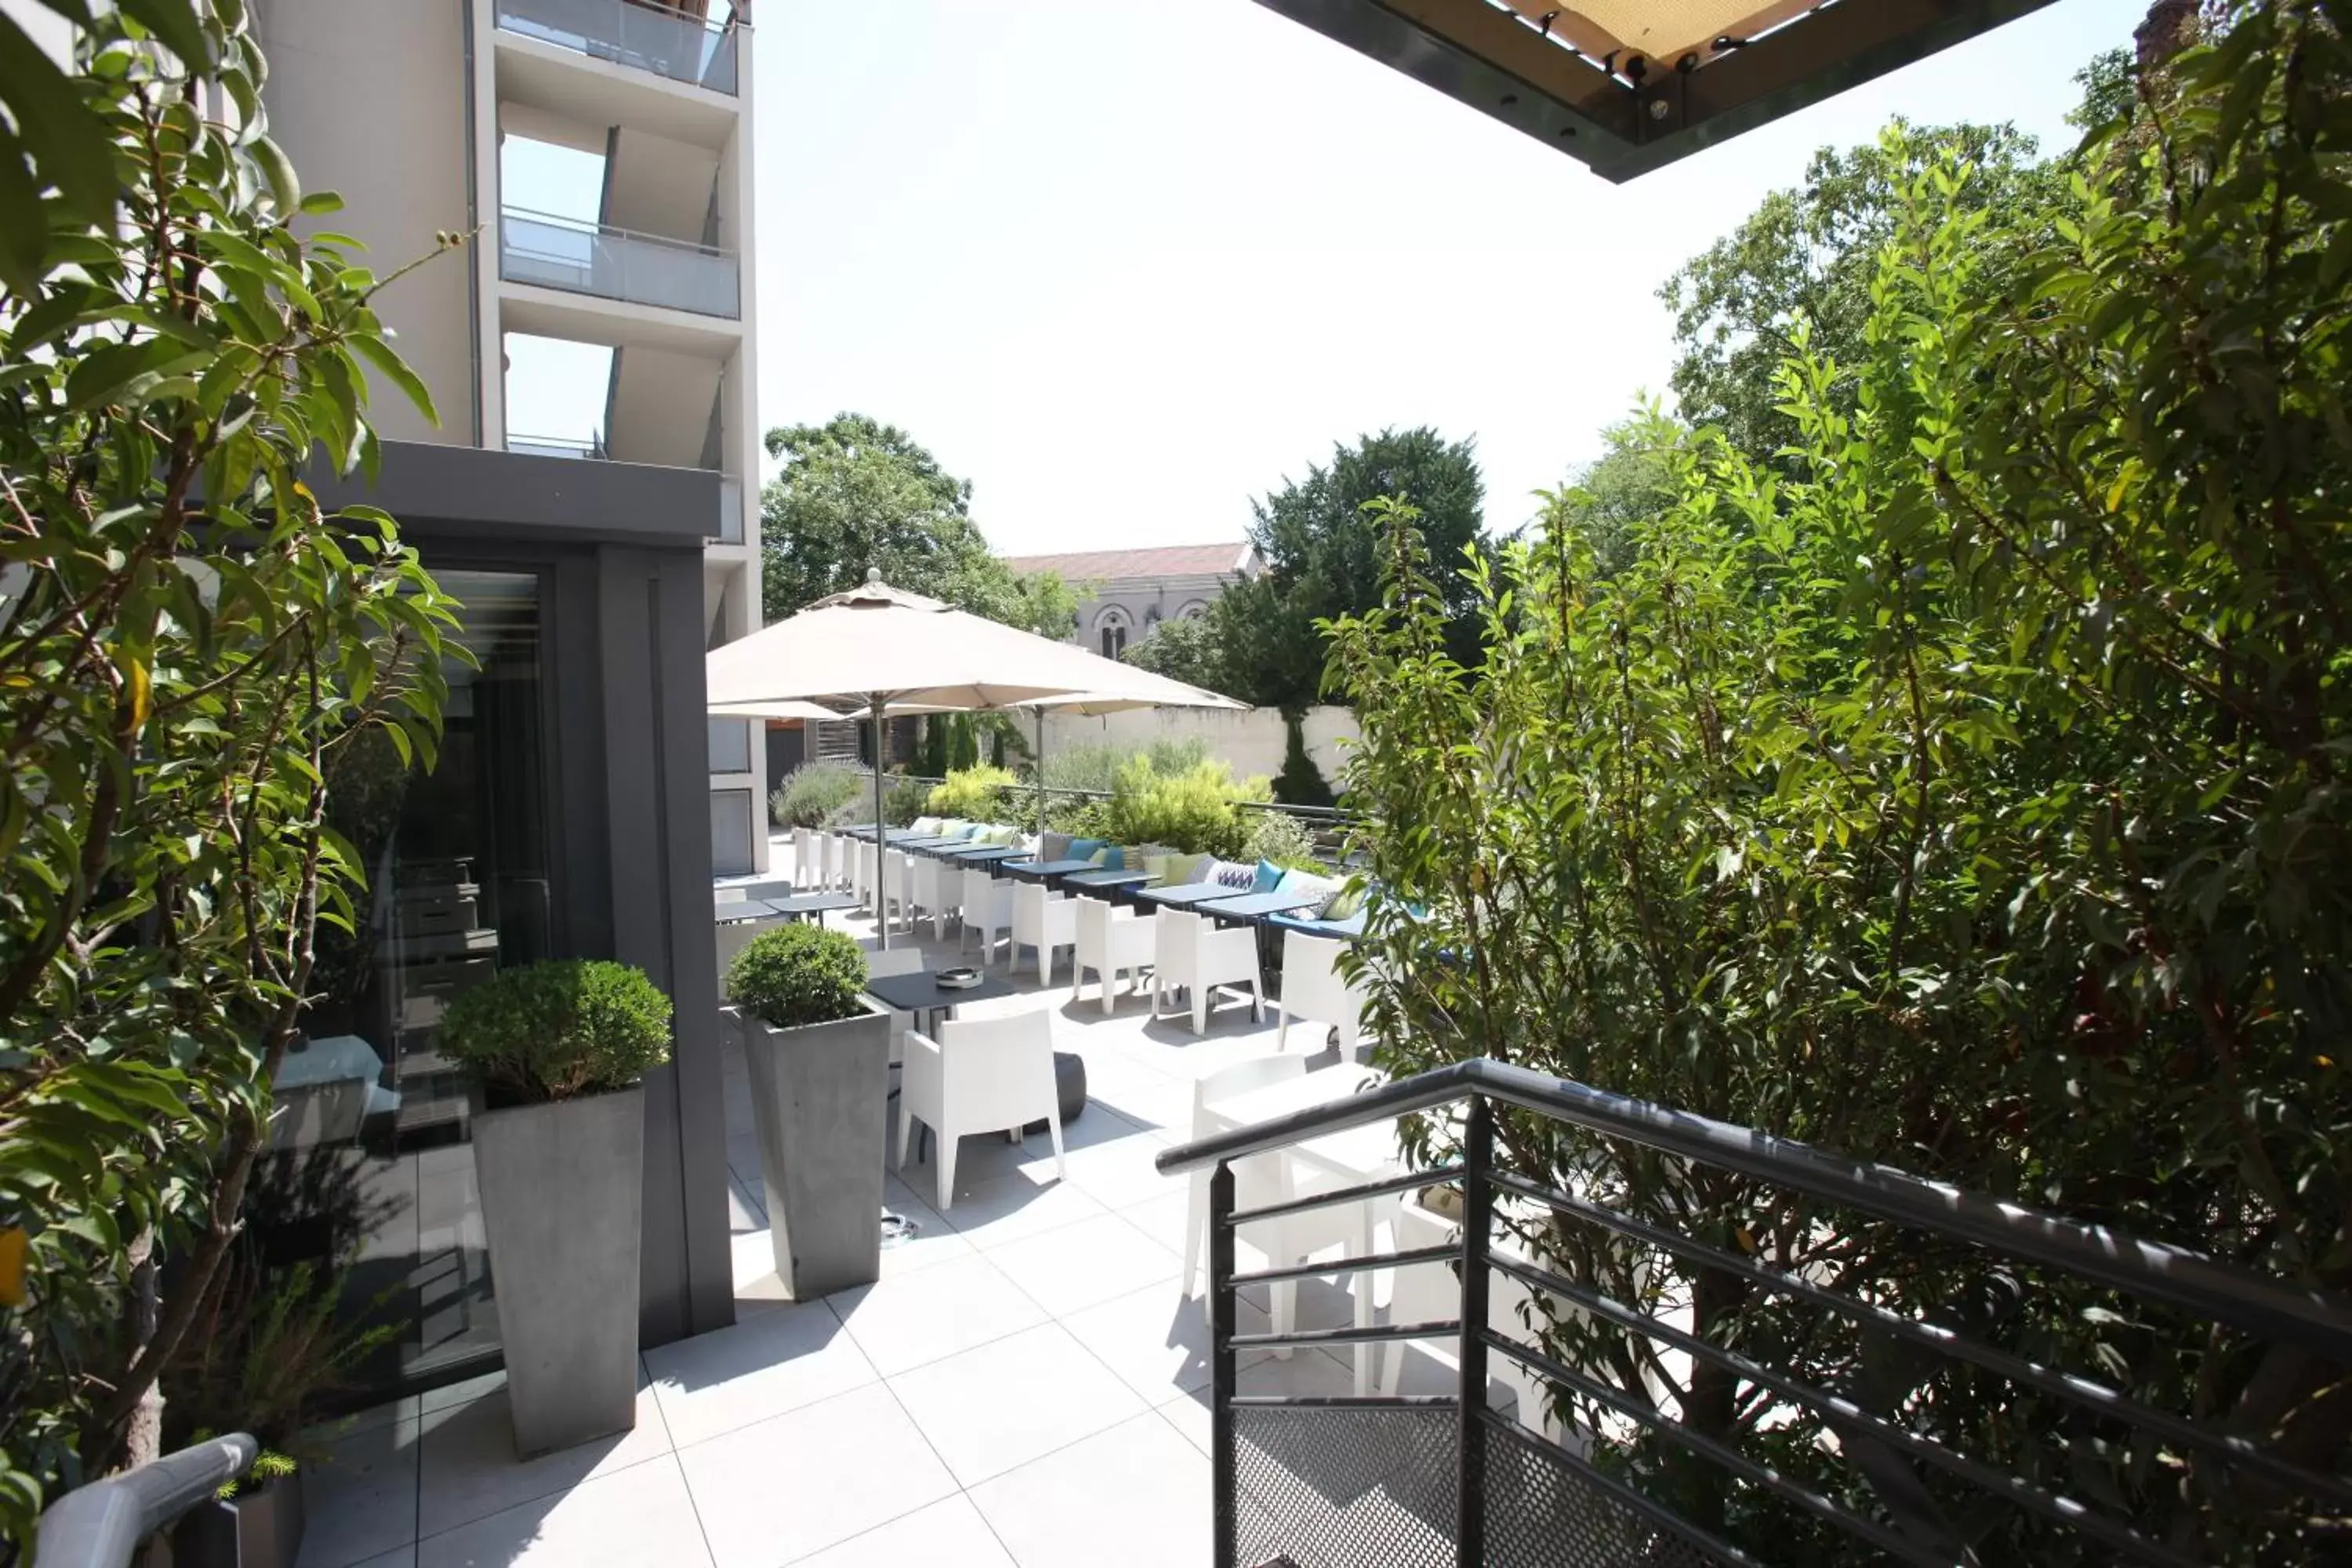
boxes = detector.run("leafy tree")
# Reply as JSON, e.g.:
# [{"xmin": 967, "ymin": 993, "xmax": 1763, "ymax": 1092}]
[
  {"xmin": 1661, "ymin": 120, "xmax": 2060, "ymax": 464},
  {"xmin": 1210, "ymin": 427, "xmax": 1485, "ymax": 714},
  {"xmin": 1120, "ymin": 610, "xmax": 1229, "ymax": 691},
  {"xmin": 0, "ymin": 2, "xmax": 456, "ymax": 1546},
  {"xmin": 758, "ymin": 414, "xmax": 1077, "ymax": 637},
  {"xmin": 1548, "ymin": 411, "xmax": 1686, "ymax": 579},
  {"xmin": 1332, "ymin": 4, "xmax": 2347, "ymax": 1558}
]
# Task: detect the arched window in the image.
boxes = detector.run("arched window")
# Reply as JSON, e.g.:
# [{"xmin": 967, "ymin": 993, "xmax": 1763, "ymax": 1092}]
[
  {"xmin": 1177, "ymin": 601, "xmax": 1209, "ymax": 622},
  {"xmin": 1096, "ymin": 605, "xmax": 1131, "ymax": 659}
]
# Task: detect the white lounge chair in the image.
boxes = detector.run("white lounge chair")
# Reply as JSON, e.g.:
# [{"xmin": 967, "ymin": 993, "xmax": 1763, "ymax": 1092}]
[{"xmin": 897, "ymin": 1009, "xmax": 1066, "ymax": 1212}]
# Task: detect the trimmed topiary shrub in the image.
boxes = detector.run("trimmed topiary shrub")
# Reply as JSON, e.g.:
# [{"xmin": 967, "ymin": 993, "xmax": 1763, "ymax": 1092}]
[
  {"xmin": 439, "ymin": 960, "xmax": 673, "ymax": 1104},
  {"xmin": 727, "ymin": 924, "xmax": 871, "ymax": 1030}
]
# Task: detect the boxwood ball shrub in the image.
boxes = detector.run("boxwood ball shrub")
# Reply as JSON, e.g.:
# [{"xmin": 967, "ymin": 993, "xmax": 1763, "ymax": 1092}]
[
  {"xmin": 438, "ymin": 960, "xmax": 673, "ymax": 1104},
  {"xmin": 728, "ymin": 924, "xmax": 871, "ymax": 1030}
]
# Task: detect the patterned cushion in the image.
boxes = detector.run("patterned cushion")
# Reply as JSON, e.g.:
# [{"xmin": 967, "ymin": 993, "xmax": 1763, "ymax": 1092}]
[{"xmin": 1210, "ymin": 860, "xmax": 1254, "ymax": 890}]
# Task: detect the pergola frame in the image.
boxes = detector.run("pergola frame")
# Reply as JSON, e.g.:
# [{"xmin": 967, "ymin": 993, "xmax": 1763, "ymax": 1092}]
[{"xmin": 1254, "ymin": 0, "xmax": 2061, "ymax": 182}]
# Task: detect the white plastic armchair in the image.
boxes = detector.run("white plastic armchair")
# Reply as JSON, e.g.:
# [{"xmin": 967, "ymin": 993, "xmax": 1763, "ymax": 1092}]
[
  {"xmin": 1153, "ymin": 910, "xmax": 1262, "ymax": 1034},
  {"xmin": 822, "ymin": 830, "xmax": 849, "ymax": 891},
  {"xmin": 793, "ymin": 827, "xmax": 821, "ymax": 888},
  {"xmin": 960, "ymin": 867, "xmax": 1015, "ymax": 964},
  {"xmin": 1074, "ymin": 896, "xmax": 1156, "ymax": 1014},
  {"xmin": 859, "ymin": 942, "xmax": 926, "ymax": 1069},
  {"xmin": 1277, "ymin": 931, "xmax": 1370, "ymax": 1054},
  {"xmin": 896, "ymin": 1008, "xmax": 1066, "ymax": 1211},
  {"xmin": 882, "ymin": 848, "xmax": 919, "ymax": 932},
  {"xmin": 1013, "ymin": 881, "xmax": 1078, "ymax": 985},
  {"xmin": 909, "ymin": 853, "xmax": 954, "ymax": 938}
]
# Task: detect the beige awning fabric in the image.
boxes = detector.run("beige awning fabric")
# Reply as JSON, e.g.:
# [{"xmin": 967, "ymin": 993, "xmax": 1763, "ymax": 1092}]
[
  {"xmin": 1491, "ymin": 0, "xmax": 1825, "ymax": 66},
  {"xmin": 706, "ymin": 699, "xmax": 846, "ymax": 724}
]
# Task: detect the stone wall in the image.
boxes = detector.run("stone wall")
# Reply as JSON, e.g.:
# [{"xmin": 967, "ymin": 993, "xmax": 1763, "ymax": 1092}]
[{"xmin": 1036, "ymin": 705, "xmax": 1359, "ymax": 787}]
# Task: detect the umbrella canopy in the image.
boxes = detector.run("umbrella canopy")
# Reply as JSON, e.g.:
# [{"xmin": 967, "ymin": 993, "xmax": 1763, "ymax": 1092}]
[
  {"xmin": 705, "ymin": 571, "xmax": 1246, "ymax": 942},
  {"xmin": 706, "ymin": 699, "xmax": 848, "ymax": 724}
]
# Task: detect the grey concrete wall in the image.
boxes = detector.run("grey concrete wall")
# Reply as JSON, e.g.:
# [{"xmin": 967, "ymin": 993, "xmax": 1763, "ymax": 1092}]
[{"xmin": 256, "ymin": 0, "xmax": 478, "ymax": 445}]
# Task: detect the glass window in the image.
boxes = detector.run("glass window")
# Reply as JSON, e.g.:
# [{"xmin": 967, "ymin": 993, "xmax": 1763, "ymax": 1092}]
[
  {"xmin": 711, "ymin": 787, "xmax": 754, "ymax": 875},
  {"xmin": 264, "ymin": 568, "xmax": 553, "ymax": 1401}
]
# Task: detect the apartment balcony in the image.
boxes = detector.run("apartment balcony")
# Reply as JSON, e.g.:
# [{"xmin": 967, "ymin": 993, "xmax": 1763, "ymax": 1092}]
[
  {"xmin": 493, "ymin": 0, "xmax": 739, "ymax": 96},
  {"xmin": 500, "ymin": 207, "xmax": 740, "ymax": 320},
  {"xmin": 501, "ymin": 435, "xmax": 740, "ymax": 542}
]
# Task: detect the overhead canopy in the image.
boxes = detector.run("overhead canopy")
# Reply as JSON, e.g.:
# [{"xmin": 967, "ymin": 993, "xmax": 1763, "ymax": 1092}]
[
  {"xmin": 708, "ymin": 699, "xmax": 849, "ymax": 724},
  {"xmin": 1253, "ymin": 0, "xmax": 2057, "ymax": 181}
]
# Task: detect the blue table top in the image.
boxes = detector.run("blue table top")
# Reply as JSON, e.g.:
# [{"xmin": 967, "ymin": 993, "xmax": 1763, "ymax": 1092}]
[{"xmin": 1200, "ymin": 889, "xmax": 1325, "ymax": 921}]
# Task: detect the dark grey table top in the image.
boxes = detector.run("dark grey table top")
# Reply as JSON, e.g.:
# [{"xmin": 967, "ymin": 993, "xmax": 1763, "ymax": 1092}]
[
  {"xmin": 1064, "ymin": 869, "xmax": 1155, "ymax": 892},
  {"xmin": 1199, "ymin": 890, "xmax": 1326, "ymax": 921},
  {"xmin": 862, "ymin": 970, "xmax": 1023, "ymax": 1014},
  {"xmin": 714, "ymin": 898, "xmax": 784, "ymax": 924},
  {"xmin": 1136, "ymin": 880, "xmax": 1244, "ymax": 909},
  {"xmin": 767, "ymin": 891, "xmax": 865, "ymax": 916},
  {"xmin": 940, "ymin": 844, "xmax": 1027, "ymax": 862},
  {"xmin": 1004, "ymin": 858, "xmax": 1098, "ymax": 880}
]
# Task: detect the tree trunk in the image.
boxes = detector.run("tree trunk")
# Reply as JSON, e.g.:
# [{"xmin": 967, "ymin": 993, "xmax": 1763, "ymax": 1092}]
[{"xmin": 118, "ymin": 1227, "xmax": 163, "ymax": 1472}]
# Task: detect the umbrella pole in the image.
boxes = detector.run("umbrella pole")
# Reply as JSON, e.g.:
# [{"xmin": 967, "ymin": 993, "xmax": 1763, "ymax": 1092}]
[
  {"xmin": 872, "ymin": 697, "xmax": 889, "ymax": 950},
  {"xmin": 1035, "ymin": 707, "xmax": 1047, "ymax": 837}
]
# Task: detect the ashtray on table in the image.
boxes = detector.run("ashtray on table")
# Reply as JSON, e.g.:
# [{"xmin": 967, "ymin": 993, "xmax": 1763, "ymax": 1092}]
[{"xmin": 935, "ymin": 967, "xmax": 982, "ymax": 990}]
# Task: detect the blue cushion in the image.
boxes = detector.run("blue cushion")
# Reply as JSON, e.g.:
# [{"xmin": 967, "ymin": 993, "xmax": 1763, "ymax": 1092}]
[
  {"xmin": 1098, "ymin": 846, "xmax": 1125, "ymax": 870},
  {"xmin": 1253, "ymin": 858, "xmax": 1283, "ymax": 894},
  {"xmin": 1068, "ymin": 838, "xmax": 1105, "ymax": 861}
]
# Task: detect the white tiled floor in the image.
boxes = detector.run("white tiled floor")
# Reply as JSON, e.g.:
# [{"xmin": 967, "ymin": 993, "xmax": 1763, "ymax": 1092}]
[{"xmin": 297, "ymin": 873, "xmax": 1392, "ymax": 1568}]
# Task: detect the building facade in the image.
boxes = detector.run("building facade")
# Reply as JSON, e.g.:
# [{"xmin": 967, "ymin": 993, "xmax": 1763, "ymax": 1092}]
[
  {"xmin": 239, "ymin": 0, "xmax": 755, "ymax": 1399},
  {"xmin": 1001, "ymin": 542, "xmax": 1261, "ymax": 660}
]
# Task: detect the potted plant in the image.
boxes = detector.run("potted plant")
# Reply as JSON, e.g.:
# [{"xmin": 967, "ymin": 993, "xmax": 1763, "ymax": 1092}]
[
  {"xmin": 439, "ymin": 959, "xmax": 672, "ymax": 1456},
  {"xmin": 162, "ymin": 1254, "xmax": 397, "ymax": 1568},
  {"xmin": 726, "ymin": 925, "xmax": 891, "ymax": 1298}
]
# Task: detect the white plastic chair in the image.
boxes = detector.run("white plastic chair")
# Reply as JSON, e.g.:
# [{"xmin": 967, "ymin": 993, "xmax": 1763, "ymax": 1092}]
[
  {"xmin": 822, "ymin": 831, "xmax": 849, "ymax": 891},
  {"xmin": 882, "ymin": 848, "xmax": 920, "ymax": 932},
  {"xmin": 912, "ymin": 854, "xmax": 958, "ymax": 942},
  {"xmin": 1181, "ymin": 1055, "xmax": 1393, "ymax": 1392},
  {"xmin": 1154, "ymin": 910, "xmax": 1262, "ymax": 1034},
  {"xmin": 1380, "ymin": 1202, "xmax": 1562, "ymax": 1439},
  {"xmin": 859, "ymin": 942, "xmax": 927, "ymax": 1069},
  {"xmin": 1013, "ymin": 881, "xmax": 1078, "ymax": 985},
  {"xmin": 1278, "ymin": 931, "xmax": 1370, "ymax": 1054},
  {"xmin": 1075, "ymin": 896, "xmax": 1156, "ymax": 1014},
  {"xmin": 793, "ymin": 827, "xmax": 821, "ymax": 888},
  {"xmin": 897, "ymin": 1008, "xmax": 1065, "ymax": 1211},
  {"xmin": 960, "ymin": 867, "xmax": 1015, "ymax": 965}
]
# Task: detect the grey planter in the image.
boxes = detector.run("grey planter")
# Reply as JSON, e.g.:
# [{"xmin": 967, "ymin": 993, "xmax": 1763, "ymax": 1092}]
[
  {"xmin": 472, "ymin": 1086, "xmax": 645, "ymax": 1457},
  {"xmin": 741, "ymin": 1007, "xmax": 891, "ymax": 1298},
  {"xmin": 172, "ymin": 1470, "xmax": 303, "ymax": 1568}
]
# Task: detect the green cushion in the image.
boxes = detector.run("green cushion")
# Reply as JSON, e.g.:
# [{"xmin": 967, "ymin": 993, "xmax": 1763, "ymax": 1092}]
[
  {"xmin": 1165, "ymin": 852, "xmax": 1208, "ymax": 886},
  {"xmin": 1323, "ymin": 883, "xmax": 1366, "ymax": 920}
]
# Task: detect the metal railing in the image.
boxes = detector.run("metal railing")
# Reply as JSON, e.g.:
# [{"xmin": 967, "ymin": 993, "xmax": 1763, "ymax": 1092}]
[
  {"xmin": 505, "ymin": 432, "xmax": 605, "ymax": 459},
  {"xmin": 499, "ymin": 206, "xmax": 740, "ymax": 318},
  {"xmin": 492, "ymin": 0, "xmax": 741, "ymax": 95},
  {"xmin": 1157, "ymin": 1058, "xmax": 2352, "ymax": 1567},
  {"xmin": 33, "ymin": 1434, "xmax": 255, "ymax": 1567}
]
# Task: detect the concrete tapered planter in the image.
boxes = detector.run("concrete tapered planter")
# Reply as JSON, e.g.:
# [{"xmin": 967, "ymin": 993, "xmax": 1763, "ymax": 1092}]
[
  {"xmin": 472, "ymin": 1086, "xmax": 644, "ymax": 1456},
  {"xmin": 742, "ymin": 1007, "xmax": 891, "ymax": 1298},
  {"xmin": 172, "ymin": 1471, "xmax": 304, "ymax": 1568}
]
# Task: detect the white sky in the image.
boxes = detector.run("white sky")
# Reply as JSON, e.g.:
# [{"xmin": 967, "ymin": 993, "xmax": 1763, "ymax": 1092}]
[{"xmin": 506, "ymin": 0, "xmax": 2150, "ymax": 554}]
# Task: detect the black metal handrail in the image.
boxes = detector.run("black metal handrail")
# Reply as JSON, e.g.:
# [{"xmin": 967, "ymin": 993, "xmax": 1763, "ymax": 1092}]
[{"xmin": 1161, "ymin": 1058, "xmax": 2352, "ymax": 1567}]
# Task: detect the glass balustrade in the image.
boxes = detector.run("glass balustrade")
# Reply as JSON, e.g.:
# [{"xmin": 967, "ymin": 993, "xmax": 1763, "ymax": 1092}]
[
  {"xmin": 493, "ymin": 0, "xmax": 739, "ymax": 96},
  {"xmin": 499, "ymin": 207, "xmax": 740, "ymax": 319}
]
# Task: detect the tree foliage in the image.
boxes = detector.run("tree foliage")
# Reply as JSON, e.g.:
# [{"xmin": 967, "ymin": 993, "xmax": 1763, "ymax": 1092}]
[
  {"xmin": 1206, "ymin": 427, "xmax": 1485, "ymax": 713},
  {"xmin": 0, "ymin": 1, "xmax": 457, "ymax": 1547},
  {"xmin": 1661, "ymin": 120, "xmax": 2061, "ymax": 465},
  {"xmin": 1332, "ymin": 4, "xmax": 2351, "ymax": 1557},
  {"xmin": 757, "ymin": 413, "xmax": 1078, "ymax": 637}
]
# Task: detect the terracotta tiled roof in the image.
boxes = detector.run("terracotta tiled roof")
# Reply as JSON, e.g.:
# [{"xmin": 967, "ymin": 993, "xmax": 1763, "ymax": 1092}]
[{"xmin": 1000, "ymin": 543, "xmax": 1251, "ymax": 583}]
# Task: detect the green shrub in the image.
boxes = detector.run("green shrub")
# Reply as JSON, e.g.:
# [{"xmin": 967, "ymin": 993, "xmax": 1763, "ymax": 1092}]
[
  {"xmin": 727, "ymin": 924, "xmax": 870, "ymax": 1029},
  {"xmin": 439, "ymin": 960, "xmax": 673, "ymax": 1104},
  {"xmin": 883, "ymin": 774, "xmax": 931, "ymax": 826},
  {"xmin": 927, "ymin": 764, "xmax": 1020, "ymax": 821},
  {"xmin": 1242, "ymin": 809, "xmax": 1323, "ymax": 871},
  {"xmin": 771, "ymin": 760, "xmax": 863, "ymax": 828},
  {"xmin": 1104, "ymin": 757, "xmax": 1269, "ymax": 858}
]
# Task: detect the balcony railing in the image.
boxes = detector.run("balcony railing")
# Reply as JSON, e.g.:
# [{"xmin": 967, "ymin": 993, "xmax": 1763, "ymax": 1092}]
[
  {"xmin": 499, "ymin": 206, "xmax": 740, "ymax": 319},
  {"xmin": 718, "ymin": 473, "xmax": 743, "ymax": 543},
  {"xmin": 505, "ymin": 432, "xmax": 606, "ymax": 459},
  {"xmin": 493, "ymin": 0, "xmax": 740, "ymax": 96}
]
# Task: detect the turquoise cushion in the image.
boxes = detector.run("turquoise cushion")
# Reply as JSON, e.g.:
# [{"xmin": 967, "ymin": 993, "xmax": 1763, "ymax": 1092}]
[
  {"xmin": 1253, "ymin": 858, "xmax": 1283, "ymax": 894},
  {"xmin": 1068, "ymin": 838, "xmax": 1105, "ymax": 861},
  {"xmin": 1095, "ymin": 846, "xmax": 1124, "ymax": 870}
]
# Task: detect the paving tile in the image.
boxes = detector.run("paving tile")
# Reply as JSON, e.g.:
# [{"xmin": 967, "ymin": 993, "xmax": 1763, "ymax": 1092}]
[
  {"xmin": 415, "ymin": 1452, "xmax": 711, "ymax": 1567},
  {"xmin": 982, "ymin": 1212, "xmax": 1181, "ymax": 1318},
  {"xmin": 884, "ymin": 1322, "xmax": 1148, "ymax": 1487},
  {"xmin": 877, "ymin": 1178, "xmax": 978, "ymax": 1279},
  {"xmin": 296, "ymin": 1415, "xmax": 419, "ymax": 1568},
  {"xmin": 931, "ymin": 1167, "xmax": 1109, "ymax": 1248},
  {"xmin": 1024, "ymin": 1123, "xmax": 1189, "ymax": 1210},
  {"xmin": 782, "ymin": 1494, "xmax": 1014, "ymax": 1567},
  {"xmin": 1116, "ymin": 1191, "xmax": 1195, "ymax": 1259},
  {"xmin": 825, "ymin": 1251, "xmax": 1047, "ymax": 1376},
  {"xmin": 1059, "ymin": 1279, "xmax": 1269, "ymax": 1405},
  {"xmin": 677, "ymin": 1383, "xmax": 956, "ymax": 1568},
  {"xmin": 339, "ymin": 1551, "xmax": 416, "ymax": 1568},
  {"xmin": 417, "ymin": 1369, "xmax": 506, "ymax": 1416},
  {"xmin": 967, "ymin": 1410, "xmax": 1212, "ymax": 1568},
  {"xmin": 644, "ymin": 1295, "xmax": 879, "ymax": 1447},
  {"xmin": 1156, "ymin": 1387, "xmax": 1212, "ymax": 1456},
  {"xmin": 417, "ymin": 1380, "xmax": 673, "ymax": 1539}
]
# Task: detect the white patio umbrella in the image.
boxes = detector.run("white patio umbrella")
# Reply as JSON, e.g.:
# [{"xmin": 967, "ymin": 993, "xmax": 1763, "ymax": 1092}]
[
  {"xmin": 705, "ymin": 571, "xmax": 1242, "ymax": 944},
  {"xmin": 706, "ymin": 698, "xmax": 848, "ymax": 724}
]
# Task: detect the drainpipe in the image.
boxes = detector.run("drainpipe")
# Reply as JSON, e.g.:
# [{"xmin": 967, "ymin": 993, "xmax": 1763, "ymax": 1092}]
[{"xmin": 460, "ymin": 0, "xmax": 483, "ymax": 445}]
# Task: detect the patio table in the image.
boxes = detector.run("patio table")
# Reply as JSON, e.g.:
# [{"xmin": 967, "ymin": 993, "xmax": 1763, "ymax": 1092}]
[
  {"xmin": 891, "ymin": 836, "xmax": 969, "ymax": 851},
  {"xmin": 713, "ymin": 898, "xmax": 786, "ymax": 924},
  {"xmin": 938, "ymin": 844, "xmax": 1027, "ymax": 866},
  {"xmin": 764, "ymin": 891, "xmax": 864, "ymax": 927},
  {"xmin": 1196, "ymin": 889, "xmax": 1325, "ymax": 924},
  {"xmin": 861, "ymin": 968, "xmax": 1025, "ymax": 1040},
  {"xmin": 1002, "ymin": 858, "xmax": 1097, "ymax": 884},
  {"xmin": 1063, "ymin": 868, "xmax": 1154, "ymax": 898},
  {"xmin": 1134, "ymin": 880, "xmax": 1243, "ymax": 910}
]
